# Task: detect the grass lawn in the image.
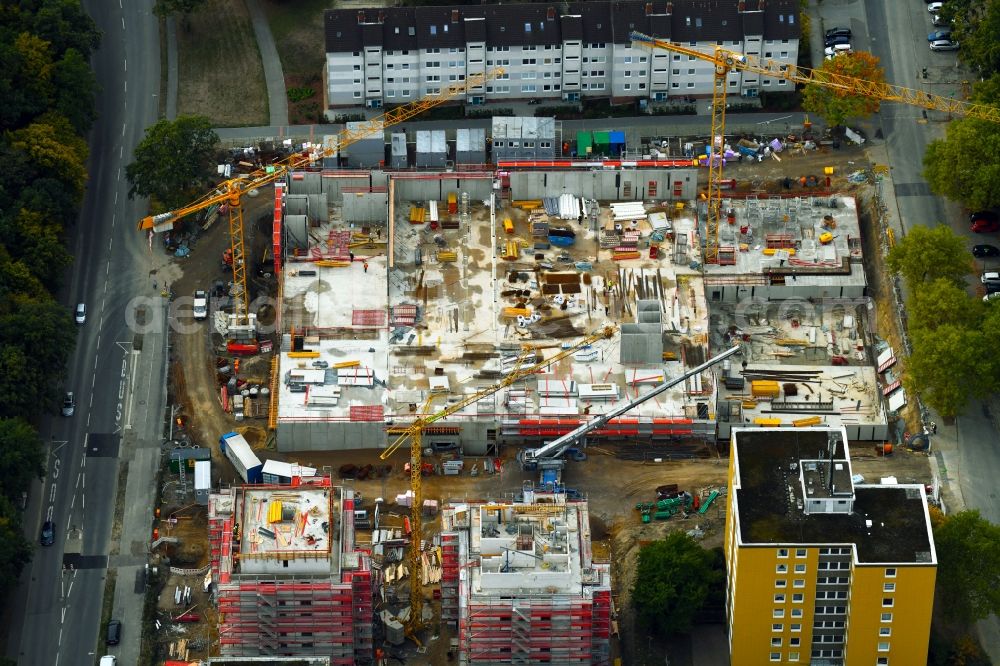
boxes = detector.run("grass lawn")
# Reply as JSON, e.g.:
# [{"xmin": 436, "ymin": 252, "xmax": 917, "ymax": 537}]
[
  {"xmin": 176, "ymin": 0, "xmax": 268, "ymax": 126},
  {"xmin": 262, "ymin": 0, "xmax": 331, "ymax": 124}
]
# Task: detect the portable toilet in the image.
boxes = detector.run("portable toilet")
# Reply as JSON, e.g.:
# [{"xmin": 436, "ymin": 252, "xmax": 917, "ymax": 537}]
[
  {"xmin": 390, "ymin": 132, "xmax": 408, "ymax": 168},
  {"xmin": 576, "ymin": 131, "xmax": 593, "ymax": 157},
  {"xmin": 194, "ymin": 460, "xmax": 211, "ymax": 505}
]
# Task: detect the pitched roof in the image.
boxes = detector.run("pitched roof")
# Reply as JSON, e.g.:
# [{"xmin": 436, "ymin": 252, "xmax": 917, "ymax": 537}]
[{"xmin": 324, "ymin": 0, "xmax": 801, "ymax": 54}]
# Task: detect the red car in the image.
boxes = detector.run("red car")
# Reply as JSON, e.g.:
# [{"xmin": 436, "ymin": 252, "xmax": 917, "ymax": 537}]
[{"xmin": 971, "ymin": 211, "xmax": 1000, "ymax": 233}]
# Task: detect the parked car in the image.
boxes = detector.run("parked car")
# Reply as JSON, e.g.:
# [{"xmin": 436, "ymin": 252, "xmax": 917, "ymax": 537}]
[
  {"xmin": 972, "ymin": 218, "xmax": 1000, "ymax": 233},
  {"xmin": 825, "ymin": 27, "xmax": 852, "ymax": 39},
  {"xmin": 971, "ymin": 211, "xmax": 999, "ymax": 225},
  {"xmin": 985, "ymin": 292, "xmax": 1000, "ymax": 303},
  {"xmin": 930, "ymin": 39, "xmax": 959, "ymax": 51},
  {"xmin": 932, "ymin": 14, "xmax": 950, "ymax": 27},
  {"xmin": 973, "ymin": 244, "xmax": 1000, "ymax": 258},
  {"xmin": 75, "ymin": 303, "xmax": 86, "ymax": 324},
  {"xmin": 825, "ymin": 44, "xmax": 853, "ymax": 57},
  {"xmin": 981, "ymin": 271, "xmax": 1000, "ymax": 285},
  {"xmin": 927, "ymin": 30, "xmax": 952, "ymax": 41},
  {"xmin": 825, "ymin": 34, "xmax": 851, "ymax": 47},
  {"xmin": 927, "ymin": 2, "xmax": 944, "ymax": 12},
  {"xmin": 61, "ymin": 392, "xmax": 75, "ymax": 417},
  {"xmin": 39, "ymin": 520, "xmax": 55, "ymax": 547},
  {"xmin": 106, "ymin": 619, "xmax": 122, "ymax": 646}
]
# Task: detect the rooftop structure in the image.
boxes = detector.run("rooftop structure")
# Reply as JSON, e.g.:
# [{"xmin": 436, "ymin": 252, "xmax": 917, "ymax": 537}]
[
  {"xmin": 323, "ymin": 0, "xmax": 801, "ymax": 108},
  {"xmin": 724, "ymin": 427, "xmax": 936, "ymax": 665},
  {"xmin": 702, "ymin": 195, "xmax": 867, "ymax": 301},
  {"xmin": 208, "ymin": 481, "xmax": 373, "ymax": 663},
  {"xmin": 441, "ymin": 498, "xmax": 612, "ymax": 665},
  {"xmin": 729, "ymin": 428, "xmax": 934, "ymax": 564}
]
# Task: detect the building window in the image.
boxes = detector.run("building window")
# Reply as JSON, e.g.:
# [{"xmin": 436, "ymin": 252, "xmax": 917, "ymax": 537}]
[
  {"xmin": 687, "ymin": 68, "xmax": 696, "ymax": 75},
  {"xmin": 880, "ymin": 627, "xmax": 891, "ymax": 636},
  {"xmin": 885, "ymin": 568, "xmax": 896, "ymax": 577},
  {"xmin": 792, "ymin": 594, "xmax": 803, "ymax": 603},
  {"xmin": 386, "ymin": 90, "xmax": 395, "ymax": 98},
  {"xmin": 794, "ymin": 564, "xmax": 806, "ymax": 573},
  {"xmin": 781, "ymin": 51, "xmax": 789, "ymax": 58},
  {"xmin": 353, "ymin": 91, "xmax": 361, "ymax": 98},
  {"xmin": 772, "ymin": 638, "xmax": 782, "ymax": 647},
  {"xmin": 877, "ymin": 659, "xmax": 889, "ymax": 666},
  {"xmin": 789, "ymin": 653, "xmax": 799, "ymax": 662},
  {"xmin": 623, "ymin": 83, "xmax": 631, "ymax": 90},
  {"xmin": 673, "ymin": 54, "xmax": 681, "ymax": 61},
  {"xmin": 672, "ymin": 68, "xmax": 679, "ymax": 75},
  {"xmin": 763, "ymin": 79, "xmax": 772, "ymax": 85},
  {"xmin": 686, "ymin": 82, "xmax": 695, "ymax": 88},
  {"xmin": 881, "ymin": 613, "xmax": 893, "ymax": 622},
  {"xmin": 883, "ymin": 583, "xmax": 896, "ymax": 592},
  {"xmin": 402, "ymin": 89, "xmax": 410, "ymax": 97},
  {"xmin": 790, "ymin": 638, "xmax": 800, "ymax": 646},
  {"xmin": 776, "ymin": 564, "xmax": 788, "ymax": 573},
  {"xmin": 774, "ymin": 594, "xmax": 786, "ymax": 603},
  {"xmin": 795, "ymin": 549, "xmax": 807, "ymax": 558},
  {"xmin": 670, "ymin": 82, "xmax": 679, "ymax": 88},
  {"xmin": 639, "ymin": 82, "xmax": 646, "ymax": 89},
  {"xmin": 772, "ymin": 624, "xmax": 783, "ymax": 632},
  {"xmin": 883, "ymin": 598, "xmax": 894, "ymax": 607},
  {"xmin": 776, "ymin": 580, "xmax": 787, "ymax": 588},
  {"xmin": 688, "ymin": 55, "xmax": 696, "ymax": 61},
  {"xmin": 770, "ymin": 654, "xmax": 780, "ymax": 662},
  {"xmin": 773, "ymin": 609, "xmax": 785, "ymax": 618},
  {"xmin": 793, "ymin": 579, "xmax": 805, "ymax": 588},
  {"xmin": 791, "ymin": 608, "xmax": 803, "ymax": 618},
  {"xmin": 791, "ymin": 624, "xmax": 801, "ymax": 632},
  {"xmin": 353, "ymin": 65, "xmax": 361, "ymax": 71},
  {"xmin": 878, "ymin": 642, "xmax": 890, "ymax": 652}
]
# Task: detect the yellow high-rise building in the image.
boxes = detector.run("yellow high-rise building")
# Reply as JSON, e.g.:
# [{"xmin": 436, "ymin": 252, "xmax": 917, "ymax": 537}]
[{"xmin": 724, "ymin": 427, "xmax": 936, "ymax": 666}]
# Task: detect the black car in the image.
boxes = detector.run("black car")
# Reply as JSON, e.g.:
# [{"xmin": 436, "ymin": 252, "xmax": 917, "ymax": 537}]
[
  {"xmin": 106, "ymin": 619, "xmax": 122, "ymax": 646},
  {"xmin": 825, "ymin": 34, "xmax": 851, "ymax": 47},
  {"xmin": 825, "ymin": 27, "xmax": 852, "ymax": 39},
  {"xmin": 973, "ymin": 244, "xmax": 1000, "ymax": 258},
  {"xmin": 971, "ymin": 210, "xmax": 1000, "ymax": 225},
  {"xmin": 39, "ymin": 520, "xmax": 54, "ymax": 546}
]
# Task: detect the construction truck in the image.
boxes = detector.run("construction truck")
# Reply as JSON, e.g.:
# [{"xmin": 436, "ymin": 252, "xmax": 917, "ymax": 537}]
[{"xmin": 517, "ymin": 343, "xmax": 743, "ymax": 491}]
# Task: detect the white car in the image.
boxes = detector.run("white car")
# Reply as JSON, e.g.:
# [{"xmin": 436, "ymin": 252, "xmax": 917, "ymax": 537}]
[
  {"xmin": 929, "ymin": 39, "xmax": 959, "ymax": 51},
  {"xmin": 927, "ymin": 2, "xmax": 943, "ymax": 12},
  {"xmin": 984, "ymin": 292, "xmax": 1000, "ymax": 303},
  {"xmin": 75, "ymin": 302, "xmax": 86, "ymax": 324},
  {"xmin": 193, "ymin": 290, "xmax": 208, "ymax": 320},
  {"xmin": 824, "ymin": 44, "xmax": 852, "ymax": 57}
]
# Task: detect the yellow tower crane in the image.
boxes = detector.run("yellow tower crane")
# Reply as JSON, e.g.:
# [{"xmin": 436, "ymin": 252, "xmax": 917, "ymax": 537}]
[
  {"xmin": 630, "ymin": 32, "xmax": 1000, "ymax": 263},
  {"xmin": 379, "ymin": 324, "xmax": 618, "ymax": 642},
  {"xmin": 136, "ymin": 68, "xmax": 505, "ymax": 330}
]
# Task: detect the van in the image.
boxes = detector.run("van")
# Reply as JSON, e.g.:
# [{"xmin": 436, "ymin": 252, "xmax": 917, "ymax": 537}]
[
  {"xmin": 981, "ymin": 271, "xmax": 1000, "ymax": 286},
  {"xmin": 99, "ymin": 657, "xmax": 117, "ymax": 666},
  {"xmin": 106, "ymin": 619, "xmax": 122, "ymax": 645}
]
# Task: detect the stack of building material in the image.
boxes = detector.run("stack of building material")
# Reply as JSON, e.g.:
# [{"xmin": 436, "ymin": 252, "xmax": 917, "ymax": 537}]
[
  {"xmin": 600, "ymin": 229, "xmax": 622, "ymax": 249},
  {"xmin": 531, "ymin": 219, "xmax": 549, "ymax": 238},
  {"xmin": 442, "ymin": 459, "xmax": 464, "ymax": 475},
  {"xmin": 409, "ymin": 207, "xmax": 426, "ymax": 224},
  {"xmin": 437, "ymin": 250, "xmax": 457, "ymax": 262},
  {"xmin": 428, "ymin": 200, "xmax": 439, "ymax": 224},
  {"xmin": 557, "ymin": 193, "xmax": 582, "ymax": 219},
  {"xmin": 610, "ymin": 201, "xmax": 646, "ymax": 222},
  {"xmin": 513, "ymin": 200, "xmax": 542, "ymax": 210}
]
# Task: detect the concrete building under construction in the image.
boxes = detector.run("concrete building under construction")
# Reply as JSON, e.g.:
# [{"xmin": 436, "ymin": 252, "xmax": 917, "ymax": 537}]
[
  {"xmin": 440, "ymin": 497, "xmax": 612, "ymax": 665},
  {"xmin": 207, "ymin": 478, "xmax": 373, "ymax": 664}
]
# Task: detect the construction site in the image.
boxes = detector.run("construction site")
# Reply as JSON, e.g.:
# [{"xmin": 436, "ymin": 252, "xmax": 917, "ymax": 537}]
[{"xmin": 142, "ymin": 42, "xmax": 949, "ymax": 666}]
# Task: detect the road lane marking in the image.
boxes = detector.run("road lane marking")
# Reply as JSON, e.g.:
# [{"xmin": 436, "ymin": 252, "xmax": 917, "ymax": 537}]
[
  {"xmin": 121, "ymin": 16, "xmax": 124, "ymax": 29},
  {"xmin": 124, "ymin": 58, "xmax": 126, "ymax": 72}
]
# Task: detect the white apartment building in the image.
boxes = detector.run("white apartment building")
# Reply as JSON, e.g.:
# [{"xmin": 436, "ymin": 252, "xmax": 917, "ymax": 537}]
[{"xmin": 324, "ymin": 0, "xmax": 801, "ymax": 109}]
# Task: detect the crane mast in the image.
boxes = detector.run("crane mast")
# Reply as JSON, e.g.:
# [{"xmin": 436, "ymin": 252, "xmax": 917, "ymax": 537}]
[
  {"xmin": 379, "ymin": 325, "xmax": 616, "ymax": 642},
  {"xmin": 630, "ymin": 31, "xmax": 1000, "ymax": 263}
]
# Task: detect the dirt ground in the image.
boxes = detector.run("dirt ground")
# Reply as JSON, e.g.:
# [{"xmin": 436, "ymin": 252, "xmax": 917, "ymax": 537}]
[
  {"xmin": 261, "ymin": 0, "xmax": 329, "ymax": 124},
  {"xmin": 176, "ymin": 0, "xmax": 268, "ymax": 126}
]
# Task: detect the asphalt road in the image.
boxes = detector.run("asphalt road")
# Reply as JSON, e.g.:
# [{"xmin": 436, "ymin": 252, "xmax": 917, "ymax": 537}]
[{"xmin": 5, "ymin": 0, "xmax": 164, "ymax": 664}]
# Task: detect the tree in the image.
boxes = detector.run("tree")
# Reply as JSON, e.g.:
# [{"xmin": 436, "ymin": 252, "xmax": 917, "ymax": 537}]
[
  {"xmin": 933, "ymin": 510, "xmax": 1000, "ymax": 623},
  {"xmin": 0, "ymin": 299, "xmax": 75, "ymax": 419},
  {"xmin": 30, "ymin": 0, "xmax": 102, "ymax": 60},
  {"xmin": 904, "ymin": 325, "xmax": 993, "ymax": 418},
  {"xmin": 0, "ymin": 419, "xmax": 45, "ymax": 503},
  {"xmin": 7, "ymin": 112, "xmax": 88, "ymax": 202},
  {"xmin": 153, "ymin": 0, "xmax": 207, "ymax": 18},
  {"xmin": 942, "ymin": 0, "xmax": 1000, "ymax": 78},
  {"xmin": 886, "ymin": 225, "xmax": 972, "ymax": 289},
  {"xmin": 126, "ymin": 115, "xmax": 219, "ymax": 210},
  {"xmin": 0, "ymin": 495, "xmax": 33, "ymax": 597},
  {"xmin": 802, "ymin": 51, "xmax": 886, "ymax": 126},
  {"xmin": 924, "ymin": 117, "xmax": 1000, "ymax": 211},
  {"xmin": 906, "ymin": 278, "xmax": 984, "ymax": 333},
  {"xmin": 631, "ymin": 532, "xmax": 721, "ymax": 636},
  {"xmin": 52, "ymin": 47, "xmax": 98, "ymax": 134}
]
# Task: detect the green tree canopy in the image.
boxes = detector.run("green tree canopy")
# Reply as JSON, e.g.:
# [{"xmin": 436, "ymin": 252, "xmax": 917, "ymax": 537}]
[
  {"xmin": 924, "ymin": 117, "xmax": 1000, "ymax": 211},
  {"xmin": 907, "ymin": 278, "xmax": 985, "ymax": 333},
  {"xmin": 934, "ymin": 510, "xmax": 1000, "ymax": 623},
  {"xmin": 886, "ymin": 225, "xmax": 972, "ymax": 289},
  {"xmin": 0, "ymin": 299, "xmax": 75, "ymax": 419},
  {"xmin": 0, "ymin": 419, "xmax": 45, "ymax": 503},
  {"xmin": 632, "ymin": 532, "xmax": 721, "ymax": 636},
  {"xmin": 126, "ymin": 115, "xmax": 219, "ymax": 210},
  {"xmin": 905, "ymin": 324, "xmax": 993, "ymax": 418},
  {"xmin": 943, "ymin": 0, "xmax": 1000, "ymax": 78},
  {"xmin": 153, "ymin": 0, "xmax": 208, "ymax": 18},
  {"xmin": 802, "ymin": 51, "xmax": 886, "ymax": 127},
  {"xmin": 52, "ymin": 47, "xmax": 98, "ymax": 134},
  {"xmin": 8, "ymin": 112, "xmax": 88, "ymax": 202}
]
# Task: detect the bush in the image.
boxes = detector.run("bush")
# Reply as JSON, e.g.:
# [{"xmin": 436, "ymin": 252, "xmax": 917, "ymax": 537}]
[{"xmin": 287, "ymin": 87, "xmax": 316, "ymax": 103}]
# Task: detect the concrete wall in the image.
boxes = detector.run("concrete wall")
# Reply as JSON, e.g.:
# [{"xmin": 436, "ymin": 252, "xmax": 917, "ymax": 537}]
[
  {"xmin": 342, "ymin": 191, "xmax": 388, "ymax": 223},
  {"xmin": 277, "ymin": 421, "xmax": 388, "ymax": 452},
  {"xmin": 393, "ymin": 177, "xmax": 492, "ymax": 203},
  {"xmin": 717, "ymin": 420, "xmax": 888, "ymax": 442},
  {"xmin": 704, "ymin": 273, "xmax": 868, "ymax": 303},
  {"xmin": 509, "ymin": 168, "xmax": 697, "ymax": 201}
]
